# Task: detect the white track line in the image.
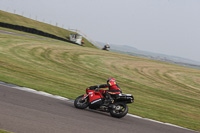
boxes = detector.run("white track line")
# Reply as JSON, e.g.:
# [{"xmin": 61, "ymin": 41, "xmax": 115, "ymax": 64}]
[{"xmin": 0, "ymin": 81, "xmax": 198, "ymax": 133}]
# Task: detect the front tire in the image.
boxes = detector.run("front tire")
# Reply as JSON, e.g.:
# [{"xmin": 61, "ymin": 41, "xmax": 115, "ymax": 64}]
[
  {"xmin": 74, "ymin": 95, "xmax": 89, "ymax": 109},
  {"xmin": 109, "ymin": 102, "xmax": 128, "ymax": 118}
]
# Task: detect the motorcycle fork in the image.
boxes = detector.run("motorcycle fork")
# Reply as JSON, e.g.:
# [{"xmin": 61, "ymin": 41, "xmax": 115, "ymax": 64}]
[{"xmin": 80, "ymin": 94, "xmax": 89, "ymax": 102}]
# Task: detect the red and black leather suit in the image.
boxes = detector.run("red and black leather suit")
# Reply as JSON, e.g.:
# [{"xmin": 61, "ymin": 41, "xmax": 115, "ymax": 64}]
[{"xmin": 89, "ymin": 78, "xmax": 122, "ymax": 100}]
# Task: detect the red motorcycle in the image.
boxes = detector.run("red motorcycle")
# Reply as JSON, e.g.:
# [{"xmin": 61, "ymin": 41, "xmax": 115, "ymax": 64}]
[{"xmin": 74, "ymin": 87, "xmax": 134, "ymax": 118}]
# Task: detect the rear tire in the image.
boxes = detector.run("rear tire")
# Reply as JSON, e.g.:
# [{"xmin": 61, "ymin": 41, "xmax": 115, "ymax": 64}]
[
  {"xmin": 74, "ymin": 95, "xmax": 89, "ymax": 109},
  {"xmin": 109, "ymin": 102, "xmax": 128, "ymax": 118}
]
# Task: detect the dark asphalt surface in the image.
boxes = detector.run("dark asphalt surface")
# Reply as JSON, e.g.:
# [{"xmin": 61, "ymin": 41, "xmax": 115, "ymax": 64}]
[
  {"xmin": 0, "ymin": 84, "xmax": 198, "ymax": 133},
  {"xmin": 0, "ymin": 30, "xmax": 55, "ymax": 41},
  {"xmin": 0, "ymin": 30, "xmax": 42, "ymax": 39}
]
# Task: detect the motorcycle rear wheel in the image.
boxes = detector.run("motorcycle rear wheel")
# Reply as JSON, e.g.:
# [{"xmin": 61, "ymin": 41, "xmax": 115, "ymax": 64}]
[
  {"xmin": 74, "ymin": 95, "xmax": 89, "ymax": 109},
  {"xmin": 109, "ymin": 102, "xmax": 128, "ymax": 118}
]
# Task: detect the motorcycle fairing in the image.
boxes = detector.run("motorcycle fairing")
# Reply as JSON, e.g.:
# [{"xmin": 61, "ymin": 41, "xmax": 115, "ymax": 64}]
[
  {"xmin": 86, "ymin": 89, "xmax": 104, "ymax": 109},
  {"xmin": 89, "ymin": 98, "xmax": 104, "ymax": 109},
  {"xmin": 87, "ymin": 89, "xmax": 104, "ymax": 103}
]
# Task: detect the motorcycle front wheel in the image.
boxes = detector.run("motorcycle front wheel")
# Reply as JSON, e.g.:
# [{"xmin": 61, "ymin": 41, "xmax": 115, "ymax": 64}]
[
  {"xmin": 74, "ymin": 95, "xmax": 89, "ymax": 109},
  {"xmin": 109, "ymin": 102, "xmax": 128, "ymax": 118}
]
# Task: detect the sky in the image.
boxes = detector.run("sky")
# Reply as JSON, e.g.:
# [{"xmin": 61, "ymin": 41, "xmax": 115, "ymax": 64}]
[{"xmin": 0, "ymin": 0, "xmax": 200, "ymax": 62}]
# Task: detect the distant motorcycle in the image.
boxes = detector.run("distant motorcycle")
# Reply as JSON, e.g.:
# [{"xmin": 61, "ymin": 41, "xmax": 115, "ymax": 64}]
[{"xmin": 74, "ymin": 87, "xmax": 134, "ymax": 118}]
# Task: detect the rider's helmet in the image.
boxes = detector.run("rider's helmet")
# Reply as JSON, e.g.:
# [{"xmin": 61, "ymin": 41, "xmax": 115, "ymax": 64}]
[{"xmin": 107, "ymin": 77, "xmax": 116, "ymax": 84}]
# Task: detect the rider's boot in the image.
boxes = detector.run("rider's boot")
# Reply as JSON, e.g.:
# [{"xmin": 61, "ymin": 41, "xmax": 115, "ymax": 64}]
[
  {"xmin": 108, "ymin": 98, "xmax": 114, "ymax": 104},
  {"xmin": 105, "ymin": 92, "xmax": 114, "ymax": 104}
]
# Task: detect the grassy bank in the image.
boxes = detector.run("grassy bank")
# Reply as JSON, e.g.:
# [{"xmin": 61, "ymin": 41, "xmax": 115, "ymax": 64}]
[
  {"xmin": 0, "ymin": 10, "xmax": 96, "ymax": 48},
  {"xmin": 0, "ymin": 129, "xmax": 11, "ymax": 133},
  {"xmin": 0, "ymin": 33, "xmax": 200, "ymax": 131}
]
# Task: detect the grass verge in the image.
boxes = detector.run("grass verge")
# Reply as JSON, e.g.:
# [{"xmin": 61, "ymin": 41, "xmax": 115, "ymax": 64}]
[{"xmin": 0, "ymin": 129, "xmax": 11, "ymax": 133}]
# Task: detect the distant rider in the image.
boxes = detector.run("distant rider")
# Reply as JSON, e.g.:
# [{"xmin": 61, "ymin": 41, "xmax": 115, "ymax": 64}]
[{"xmin": 88, "ymin": 77, "xmax": 122, "ymax": 103}]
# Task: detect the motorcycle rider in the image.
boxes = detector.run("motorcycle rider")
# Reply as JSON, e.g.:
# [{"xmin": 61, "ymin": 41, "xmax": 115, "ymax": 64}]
[{"xmin": 88, "ymin": 77, "xmax": 122, "ymax": 103}]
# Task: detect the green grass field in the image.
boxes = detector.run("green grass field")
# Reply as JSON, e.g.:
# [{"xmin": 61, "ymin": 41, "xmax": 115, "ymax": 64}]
[
  {"xmin": 0, "ymin": 10, "xmax": 200, "ymax": 131},
  {"xmin": 0, "ymin": 129, "xmax": 11, "ymax": 133},
  {"xmin": 0, "ymin": 10, "xmax": 96, "ymax": 48}
]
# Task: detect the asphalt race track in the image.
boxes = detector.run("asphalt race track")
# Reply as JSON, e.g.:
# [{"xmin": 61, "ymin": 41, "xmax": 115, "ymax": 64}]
[
  {"xmin": 0, "ymin": 30, "xmax": 44, "ymax": 40},
  {"xmin": 0, "ymin": 84, "xmax": 198, "ymax": 133}
]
